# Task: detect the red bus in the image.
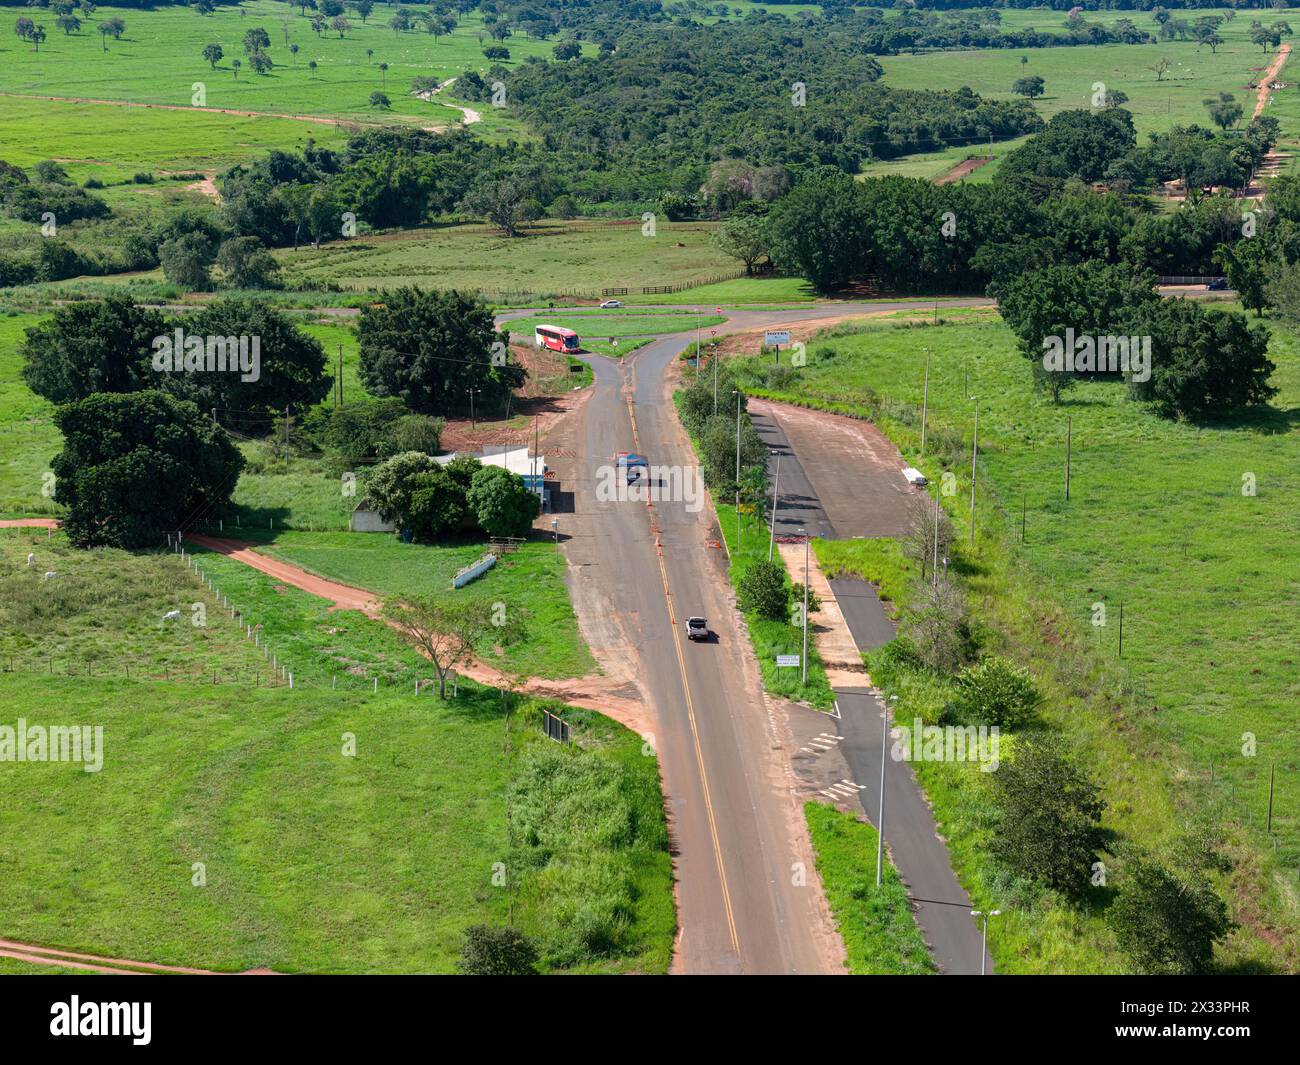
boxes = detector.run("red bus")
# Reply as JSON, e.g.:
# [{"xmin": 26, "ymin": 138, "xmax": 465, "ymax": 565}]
[{"xmin": 534, "ymin": 325, "xmax": 580, "ymax": 353}]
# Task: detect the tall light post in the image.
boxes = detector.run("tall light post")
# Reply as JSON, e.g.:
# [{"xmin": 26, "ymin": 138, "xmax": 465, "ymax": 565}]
[
  {"xmin": 733, "ymin": 389, "xmax": 742, "ymax": 549},
  {"xmin": 920, "ymin": 347, "xmax": 930, "ymax": 457},
  {"xmin": 876, "ymin": 693, "xmax": 897, "ymax": 887},
  {"xmin": 467, "ymin": 387, "xmax": 481, "ymax": 430},
  {"xmin": 971, "ymin": 909, "xmax": 1000, "ymax": 975},
  {"xmin": 797, "ymin": 527, "xmax": 809, "ymax": 686},
  {"xmin": 768, "ymin": 449, "xmax": 781, "ymax": 562}
]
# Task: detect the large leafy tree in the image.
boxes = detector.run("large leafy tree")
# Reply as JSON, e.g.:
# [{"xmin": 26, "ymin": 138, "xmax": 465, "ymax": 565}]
[
  {"xmin": 358, "ymin": 288, "xmax": 522, "ymax": 416},
  {"xmin": 767, "ymin": 170, "xmax": 869, "ymax": 292},
  {"xmin": 1126, "ymin": 298, "xmax": 1276, "ymax": 419},
  {"xmin": 21, "ymin": 295, "xmax": 166, "ymax": 405},
  {"xmin": 51, "ymin": 391, "xmax": 244, "ymax": 548},
  {"xmin": 169, "ymin": 299, "xmax": 331, "ymax": 426}
]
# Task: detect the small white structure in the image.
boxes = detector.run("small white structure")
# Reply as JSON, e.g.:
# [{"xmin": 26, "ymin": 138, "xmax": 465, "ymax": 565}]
[
  {"xmin": 902, "ymin": 467, "xmax": 928, "ymax": 487},
  {"xmin": 434, "ymin": 445, "xmax": 549, "ymax": 506},
  {"xmin": 162, "ymin": 610, "xmax": 182, "ymax": 622},
  {"xmin": 42, "ymin": 571, "xmax": 57, "ymax": 581},
  {"xmin": 452, "ymin": 553, "xmax": 498, "ymax": 589},
  {"xmin": 350, "ymin": 505, "xmax": 397, "ymax": 533}
]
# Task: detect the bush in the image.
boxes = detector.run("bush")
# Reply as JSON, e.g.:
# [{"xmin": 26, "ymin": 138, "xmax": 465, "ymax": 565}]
[
  {"xmin": 362, "ymin": 450, "xmax": 439, "ymax": 528},
  {"xmin": 383, "ymin": 413, "xmax": 444, "ymax": 457},
  {"xmin": 989, "ymin": 732, "xmax": 1106, "ymax": 898},
  {"xmin": 738, "ymin": 559, "xmax": 789, "ymax": 621},
  {"xmin": 457, "ymin": 926, "xmax": 538, "ymax": 975},
  {"xmin": 1107, "ymin": 852, "xmax": 1232, "ymax": 974},
  {"xmin": 952, "ymin": 656, "xmax": 1042, "ymax": 729},
  {"xmin": 467, "ymin": 464, "xmax": 540, "ymax": 538},
  {"xmin": 407, "ymin": 467, "xmax": 468, "ymax": 540}
]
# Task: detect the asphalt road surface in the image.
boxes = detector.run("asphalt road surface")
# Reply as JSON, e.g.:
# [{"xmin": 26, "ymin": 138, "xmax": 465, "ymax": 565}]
[{"xmin": 533, "ymin": 300, "xmax": 992, "ymax": 974}]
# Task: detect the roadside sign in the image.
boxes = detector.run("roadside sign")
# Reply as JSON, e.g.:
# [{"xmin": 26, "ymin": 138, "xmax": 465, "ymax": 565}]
[
  {"xmin": 776, "ymin": 654, "xmax": 801, "ymax": 668},
  {"xmin": 764, "ymin": 330, "xmax": 791, "ymax": 347}
]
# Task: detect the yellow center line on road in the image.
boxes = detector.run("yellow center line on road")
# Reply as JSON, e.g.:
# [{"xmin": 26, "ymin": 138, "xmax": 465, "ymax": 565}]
[{"xmin": 623, "ymin": 358, "xmax": 741, "ymax": 957}]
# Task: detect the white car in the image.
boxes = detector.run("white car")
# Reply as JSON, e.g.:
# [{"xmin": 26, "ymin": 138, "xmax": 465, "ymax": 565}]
[{"xmin": 599, "ymin": 299, "xmax": 623, "ymax": 309}]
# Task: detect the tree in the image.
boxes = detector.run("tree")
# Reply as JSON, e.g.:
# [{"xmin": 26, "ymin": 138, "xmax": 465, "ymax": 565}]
[
  {"xmin": 15, "ymin": 17, "xmax": 35, "ymax": 41},
  {"xmin": 714, "ymin": 213, "xmax": 770, "ymax": 275},
  {"xmin": 457, "ymin": 926, "xmax": 537, "ymax": 976},
  {"xmin": 906, "ymin": 579, "xmax": 969, "ymax": 673},
  {"xmin": 467, "ymin": 464, "xmax": 539, "ymax": 537},
  {"xmin": 386, "ymin": 596, "xmax": 522, "ymax": 697},
  {"xmin": 216, "ymin": 236, "xmax": 280, "ymax": 288},
  {"xmin": 249, "ymin": 51, "xmax": 273, "ymax": 75},
  {"xmin": 56, "ymin": 13, "xmax": 80, "ymax": 35},
  {"xmin": 359, "ymin": 288, "xmax": 522, "ymax": 417},
  {"xmin": 243, "ymin": 26, "xmax": 271, "ymax": 55},
  {"xmin": 159, "ymin": 232, "xmax": 217, "ymax": 290},
  {"xmin": 203, "ymin": 43, "xmax": 223, "ymax": 69},
  {"xmin": 767, "ymin": 170, "xmax": 869, "ymax": 292},
  {"xmin": 363, "ymin": 450, "xmax": 440, "ymax": 528},
  {"xmin": 483, "ymin": 45, "xmax": 509, "ymax": 60},
  {"xmin": 378, "ymin": 61, "xmax": 388, "ymax": 88},
  {"xmin": 1203, "ymin": 92, "xmax": 1243, "ymax": 131},
  {"xmin": 51, "ymin": 390, "xmax": 244, "ymax": 549},
  {"xmin": 1012, "ymin": 75, "xmax": 1045, "ymax": 99},
  {"xmin": 1214, "ymin": 236, "xmax": 1274, "ymax": 316},
  {"xmin": 355, "ymin": 0, "xmax": 373, "ymax": 23},
  {"xmin": 174, "ymin": 298, "xmax": 332, "ymax": 424},
  {"xmin": 990, "ymin": 733, "xmax": 1105, "ymax": 897},
  {"xmin": 232, "ymin": 58, "xmax": 241, "ymax": 78},
  {"xmin": 104, "ymin": 15, "xmax": 124, "ymax": 38},
  {"xmin": 1107, "ymin": 854, "xmax": 1232, "ymax": 974},
  {"xmin": 21, "ymin": 295, "xmax": 166, "ymax": 406},
  {"xmin": 737, "ymin": 558, "xmax": 789, "ymax": 621},
  {"xmin": 308, "ymin": 59, "xmax": 318, "ymax": 76},
  {"xmin": 290, "ymin": 42, "xmax": 299, "ymax": 64},
  {"xmin": 311, "ymin": 15, "xmax": 325, "ymax": 36},
  {"xmin": 407, "ymin": 465, "xmax": 467, "ymax": 539},
  {"xmin": 331, "ymin": 16, "xmax": 351, "ymax": 38},
  {"xmin": 30, "ymin": 24, "xmax": 46, "ymax": 50},
  {"xmin": 552, "ymin": 40, "xmax": 580, "ymax": 60},
  {"xmin": 1126, "ymin": 298, "xmax": 1277, "ymax": 419},
  {"xmin": 459, "ymin": 172, "xmax": 542, "ymax": 237},
  {"xmin": 369, "ymin": 91, "xmax": 391, "ymax": 110},
  {"xmin": 953, "ymin": 656, "xmax": 1042, "ymax": 729}
]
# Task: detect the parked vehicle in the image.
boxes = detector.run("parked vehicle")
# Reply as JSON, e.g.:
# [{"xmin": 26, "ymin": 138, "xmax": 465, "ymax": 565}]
[
  {"xmin": 599, "ymin": 299, "xmax": 623, "ymax": 308},
  {"xmin": 686, "ymin": 617, "xmax": 710, "ymax": 641}
]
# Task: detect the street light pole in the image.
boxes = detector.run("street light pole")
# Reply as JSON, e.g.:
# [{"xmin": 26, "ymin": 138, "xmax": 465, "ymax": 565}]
[
  {"xmin": 971, "ymin": 909, "xmax": 1000, "ymax": 975},
  {"xmin": 467, "ymin": 388, "xmax": 480, "ymax": 429},
  {"xmin": 920, "ymin": 347, "xmax": 930, "ymax": 457},
  {"xmin": 768, "ymin": 450, "xmax": 781, "ymax": 562},
  {"xmin": 876, "ymin": 694, "xmax": 897, "ymax": 887},
  {"xmin": 734, "ymin": 390, "xmax": 742, "ymax": 548},
  {"xmin": 794, "ymin": 526, "xmax": 809, "ymax": 683}
]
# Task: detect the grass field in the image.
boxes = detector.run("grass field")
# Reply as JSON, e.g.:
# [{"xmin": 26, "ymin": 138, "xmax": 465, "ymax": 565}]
[
  {"xmin": 863, "ymin": 12, "xmax": 1293, "ymax": 179},
  {"xmin": 731, "ymin": 310, "xmax": 1300, "ymax": 969},
  {"xmin": 249, "ymin": 530, "xmax": 595, "ymax": 680},
  {"xmin": 0, "ymin": 312, "xmax": 59, "ymax": 519},
  {"xmin": 813, "ymin": 536, "xmax": 913, "ymax": 615},
  {"xmin": 805, "ymin": 801, "xmax": 934, "ymax": 975},
  {"xmin": 0, "ymin": 3, "xmax": 570, "ymax": 176},
  {"xmin": 0, "ymin": 671, "xmax": 671, "ymax": 973},
  {"xmin": 277, "ymin": 219, "xmax": 738, "ymax": 297}
]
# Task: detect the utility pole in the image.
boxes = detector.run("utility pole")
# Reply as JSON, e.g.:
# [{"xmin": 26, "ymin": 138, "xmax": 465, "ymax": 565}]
[
  {"xmin": 768, "ymin": 450, "xmax": 781, "ymax": 562},
  {"xmin": 735, "ymin": 390, "xmax": 742, "ymax": 549},
  {"xmin": 969, "ymin": 401, "xmax": 979, "ymax": 549},
  {"xmin": 920, "ymin": 347, "xmax": 930, "ymax": 457},
  {"xmin": 971, "ymin": 909, "xmax": 1000, "ymax": 975},
  {"xmin": 932, "ymin": 486, "xmax": 940, "ymax": 587},
  {"xmin": 712, "ymin": 345, "xmax": 718, "ymax": 416},
  {"xmin": 876, "ymin": 694, "xmax": 896, "ymax": 887},
  {"xmin": 337, "ymin": 345, "xmax": 344, "ymax": 407},
  {"xmin": 1065, "ymin": 415, "xmax": 1072, "ymax": 502},
  {"xmin": 801, "ymin": 530, "xmax": 810, "ymax": 687},
  {"xmin": 467, "ymin": 388, "xmax": 480, "ymax": 429}
]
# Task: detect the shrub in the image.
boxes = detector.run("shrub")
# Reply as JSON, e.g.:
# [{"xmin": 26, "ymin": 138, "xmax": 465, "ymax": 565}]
[
  {"xmin": 738, "ymin": 559, "xmax": 789, "ymax": 621},
  {"xmin": 989, "ymin": 732, "xmax": 1106, "ymax": 898},
  {"xmin": 457, "ymin": 926, "xmax": 538, "ymax": 975},
  {"xmin": 952, "ymin": 656, "xmax": 1042, "ymax": 729},
  {"xmin": 467, "ymin": 464, "xmax": 539, "ymax": 538},
  {"xmin": 1107, "ymin": 852, "xmax": 1232, "ymax": 975}
]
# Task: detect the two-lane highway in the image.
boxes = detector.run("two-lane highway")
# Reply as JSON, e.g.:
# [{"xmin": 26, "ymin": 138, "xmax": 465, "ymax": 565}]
[{"xmin": 534, "ymin": 300, "xmax": 988, "ymax": 973}]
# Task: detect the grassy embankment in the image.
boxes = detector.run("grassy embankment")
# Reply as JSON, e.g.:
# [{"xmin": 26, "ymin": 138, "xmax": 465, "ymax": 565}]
[{"xmin": 727, "ymin": 312, "xmax": 1300, "ymax": 972}]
